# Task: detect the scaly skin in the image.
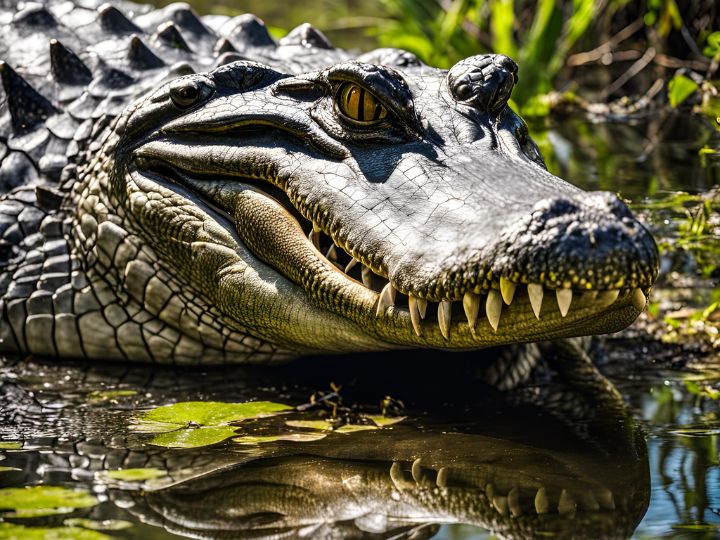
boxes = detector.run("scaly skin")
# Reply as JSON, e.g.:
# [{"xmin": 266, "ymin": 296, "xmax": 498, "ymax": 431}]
[{"xmin": 0, "ymin": 1, "xmax": 658, "ymax": 364}]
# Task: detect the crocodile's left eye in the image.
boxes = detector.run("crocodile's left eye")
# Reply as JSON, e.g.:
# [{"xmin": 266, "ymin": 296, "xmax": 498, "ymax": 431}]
[{"xmin": 336, "ymin": 83, "xmax": 388, "ymax": 124}]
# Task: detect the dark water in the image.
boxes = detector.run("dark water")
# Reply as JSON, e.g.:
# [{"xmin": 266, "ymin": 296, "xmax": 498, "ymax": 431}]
[{"xmin": 2, "ymin": 1, "xmax": 720, "ymax": 538}]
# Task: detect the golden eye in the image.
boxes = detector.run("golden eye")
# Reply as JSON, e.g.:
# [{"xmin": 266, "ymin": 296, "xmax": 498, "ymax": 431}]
[{"xmin": 337, "ymin": 83, "xmax": 388, "ymax": 123}]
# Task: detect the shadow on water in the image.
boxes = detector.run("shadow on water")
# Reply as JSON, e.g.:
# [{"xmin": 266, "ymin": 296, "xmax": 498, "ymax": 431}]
[{"xmin": 0, "ymin": 348, "xmax": 652, "ymax": 539}]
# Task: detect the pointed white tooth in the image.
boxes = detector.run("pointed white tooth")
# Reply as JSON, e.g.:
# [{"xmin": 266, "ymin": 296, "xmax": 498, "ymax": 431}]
[
  {"xmin": 325, "ymin": 244, "xmax": 338, "ymax": 262},
  {"xmin": 632, "ymin": 288, "xmax": 646, "ymax": 311},
  {"xmin": 344, "ymin": 258, "xmax": 358, "ymax": 273},
  {"xmin": 486, "ymin": 290, "xmax": 502, "ymax": 332},
  {"xmin": 462, "ymin": 292, "xmax": 480, "ymax": 331},
  {"xmin": 500, "ymin": 277, "xmax": 516, "ymax": 305},
  {"xmin": 361, "ymin": 265, "xmax": 373, "ymax": 288},
  {"xmin": 376, "ymin": 283, "xmax": 396, "ymax": 316},
  {"xmin": 527, "ymin": 284, "xmax": 544, "ymax": 319},
  {"xmin": 535, "ymin": 487, "xmax": 549, "ymax": 514},
  {"xmin": 417, "ymin": 298, "xmax": 428, "ymax": 319},
  {"xmin": 436, "ymin": 467, "xmax": 448, "ymax": 488},
  {"xmin": 585, "ymin": 290, "xmax": 599, "ymax": 301},
  {"xmin": 493, "ymin": 495, "xmax": 509, "ymax": 516},
  {"xmin": 508, "ymin": 487, "xmax": 522, "ymax": 517},
  {"xmin": 558, "ymin": 489, "xmax": 577, "ymax": 515},
  {"xmin": 308, "ymin": 229, "xmax": 321, "ymax": 249},
  {"xmin": 597, "ymin": 289, "xmax": 619, "ymax": 307},
  {"xmin": 556, "ymin": 288, "xmax": 573, "ymax": 317},
  {"xmin": 409, "ymin": 296, "xmax": 423, "ymax": 337},
  {"xmin": 438, "ymin": 301, "xmax": 452, "ymax": 340},
  {"xmin": 580, "ymin": 490, "xmax": 600, "ymax": 511},
  {"xmin": 411, "ymin": 458, "xmax": 423, "ymax": 483},
  {"xmin": 594, "ymin": 487, "xmax": 615, "ymax": 510}
]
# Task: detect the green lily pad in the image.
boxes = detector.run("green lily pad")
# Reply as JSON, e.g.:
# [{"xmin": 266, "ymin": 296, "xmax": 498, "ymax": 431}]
[
  {"xmin": 64, "ymin": 518, "xmax": 133, "ymax": 531},
  {"xmin": 335, "ymin": 424, "xmax": 378, "ymax": 433},
  {"xmin": 365, "ymin": 415, "xmax": 407, "ymax": 427},
  {"xmin": 104, "ymin": 468, "xmax": 167, "ymax": 481},
  {"xmin": 285, "ymin": 419, "xmax": 379, "ymax": 433},
  {"xmin": 0, "ymin": 486, "xmax": 97, "ymax": 518},
  {"xmin": 141, "ymin": 401, "xmax": 292, "ymax": 426},
  {"xmin": 88, "ymin": 390, "xmax": 137, "ymax": 402},
  {"xmin": 149, "ymin": 426, "xmax": 239, "ymax": 448},
  {"xmin": 0, "ymin": 442, "xmax": 22, "ymax": 450},
  {"xmin": 0, "ymin": 523, "xmax": 110, "ymax": 540},
  {"xmin": 0, "ymin": 467, "xmax": 20, "ymax": 473},
  {"xmin": 233, "ymin": 432, "xmax": 327, "ymax": 445}
]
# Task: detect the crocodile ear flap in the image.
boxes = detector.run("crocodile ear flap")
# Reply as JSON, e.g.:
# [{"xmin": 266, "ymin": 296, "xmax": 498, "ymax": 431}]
[{"xmin": 447, "ymin": 54, "xmax": 518, "ymax": 114}]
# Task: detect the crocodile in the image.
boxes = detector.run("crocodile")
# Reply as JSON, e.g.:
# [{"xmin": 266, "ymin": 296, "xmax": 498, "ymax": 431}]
[{"xmin": 0, "ymin": 0, "xmax": 659, "ymax": 365}]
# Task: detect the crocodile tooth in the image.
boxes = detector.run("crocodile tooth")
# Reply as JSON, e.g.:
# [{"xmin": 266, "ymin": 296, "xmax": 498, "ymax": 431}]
[
  {"xmin": 411, "ymin": 458, "xmax": 423, "ymax": 483},
  {"xmin": 556, "ymin": 288, "xmax": 572, "ymax": 317},
  {"xmin": 493, "ymin": 495, "xmax": 509, "ymax": 516},
  {"xmin": 585, "ymin": 290, "xmax": 599, "ymax": 301},
  {"xmin": 389, "ymin": 461, "xmax": 409, "ymax": 491},
  {"xmin": 594, "ymin": 487, "xmax": 615, "ymax": 510},
  {"xmin": 438, "ymin": 301, "xmax": 452, "ymax": 340},
  {"xmin": 597, "ymin": 289, "xmax": 619, "ymax": 307},
  {"xmin": 325, "ymin": 244, "xmax": 337, "ymax": 262},
  {"xmin": 312, "ymin": 223, "xmax": 321, "ymax": 233},
  {"xmin": 527, "ymin": 284, "xmax": 544, "ymax": 319},
  {"xmin": 486, "ymin": 290, "xmax": 502, "ymax": 331},
  {"xmin": 535, "ymin": 487, "xmax": 549, "ymax": 514},
  {"xmin": 344, "ymin": 258, "xmax": 357, "ymax": 273},
  {"xmin": 308, "ymin": 229, "xmax": 321, "ymax": 250},
  {"xmin": 508, "ymin": 487, "xmax": 522, "ymax": 517},
  {"xmin": 376, "ymin": 283, "xmax": 396, "ymax": 316},
  {"xmin": 417, "ymin": 298, "xmax": 428, "ymax": 319},
  {"xmin": 632, "ymin": 288, "xmax": 646, "ymax": 310},
  {"xmin": 500, "ymin": 277, "xmax": 516, "ymax": 305},
  {"xmin": 485, "ymin": 483, "xmax": 495, "ymax": 500},
  {"xmin": 462, "ymin": 292, "xmax": 480, "ymax": 332},
  {"xmin": 50, "ymin": 39, "xmax": 92, "ymax": 85},
  {"xmin": 558, "ymin": 489, "xmax": 577, "ymax": 515},
  {"xmin": 98, "ymin": 3, "xmax": 141, "ymax": 34},
  {"xmin": 153, "ymin": 21, "xmax": 192, "ymax": 52},
  {"xmin": 128, "ymin": 35, "xmax": 165, "ymax": 70},
  {"xmin": 580, "ymin": 490, "xmax": 600, "ymax": 511},
  {"xmin": 409, "ymin": 296, "xmax": 423, "ymax": 336},
  {"xmin": 0, "ymin": 62, "xmax": 58, "ymax": 133},
  {"xmin": 436, "ymin": 467, "xmax": 448, "ymax": 488},
  {"xmin": 361, "ymin": 265, "xmax": 373, "ymax": 288}
]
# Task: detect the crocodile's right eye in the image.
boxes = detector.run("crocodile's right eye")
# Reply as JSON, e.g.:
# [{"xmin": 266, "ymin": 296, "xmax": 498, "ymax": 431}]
[
  {"xmin": 336, "ymin": 83, "xmax": 388, "ymax": 124},
  {"xmin": 169, "ymin": 78, "xmax": 207, "ymax": 108}
]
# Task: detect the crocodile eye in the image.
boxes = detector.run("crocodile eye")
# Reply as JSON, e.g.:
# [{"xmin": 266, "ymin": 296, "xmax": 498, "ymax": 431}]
[
  {"xmin": 169, "ymin": 79, "xmax": 202, "ymax": 108},
  {"xmin": 337, "ymin": 83, "xmax": 388, "ymax": 123}
]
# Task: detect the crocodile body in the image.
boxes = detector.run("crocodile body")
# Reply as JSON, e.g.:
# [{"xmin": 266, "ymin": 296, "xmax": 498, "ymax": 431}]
[{"xmin": 0, "ymin": 1, "xmax": 659, "ymax": 365}]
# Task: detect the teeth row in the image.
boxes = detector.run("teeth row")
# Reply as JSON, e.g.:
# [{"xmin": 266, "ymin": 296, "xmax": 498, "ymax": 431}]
[
  {"xmin": 391, "ymin": 460, "xmax": 615, "ymax": 517},
  {"xmin": 309, "ymin": 228, "xmax": 647, "ymax": 338}
]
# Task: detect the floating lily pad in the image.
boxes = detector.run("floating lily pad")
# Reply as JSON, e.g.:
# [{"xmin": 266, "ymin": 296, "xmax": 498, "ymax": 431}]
[
  {"xmin": 0, "ymin": 442, "xmax": 22, "ymax": 450},
  {"xmin": 134, "ymin": 401, "xmax": 293, "ymax": 449},
  {"xmin": 88, "ymin": 390, "xmax": 137, "ymax": 402},
  {"xmin": 286, "ymin": 419, "xmax": 378, "ymax": 433},
  {"xmin": 365, "ymin": 415, "xmax": 407, "ymax": 427},
  {"xmin": 104, "ymin": 468, "xmax": 167, "ymax": 481},
  {"xmin": 233, "ymin": 432, "xmax": 327, "ymax": 445},
  {"xmin": 150, "ymin": 426, "xmax": 240, "ymax": 448},
  {"xmin": 0, "ymin": 467, "xmax": 20, "ymax": 473},
  {"xmin": 141, "ymin": 401, "xmax": 292, "ymax": 425},
  {"xmin": 0, "ymin": 523, "xmax": 110, "ymax": 540},
  {"xmin": 0, "ymin": 486, "xmax": 97, "ymax": 518},
  {"xmin": 64, "ymin": 518, "xmax": 133, "ymax": 531}
]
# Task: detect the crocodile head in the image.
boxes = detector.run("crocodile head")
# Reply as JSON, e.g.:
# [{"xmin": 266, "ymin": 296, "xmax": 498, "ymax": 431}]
[{"xmin": 80, "ymin": 53, "xmax": 658, "ymax": 361}]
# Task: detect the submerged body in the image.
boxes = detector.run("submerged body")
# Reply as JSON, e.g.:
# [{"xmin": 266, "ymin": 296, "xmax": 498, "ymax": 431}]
[{"xmin": 0, "ymin": 1, "xmax": 658, "ymax": 364}]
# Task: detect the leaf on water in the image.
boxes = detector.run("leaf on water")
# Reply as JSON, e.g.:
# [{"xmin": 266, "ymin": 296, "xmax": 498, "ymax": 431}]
[
  {"xmin": 0, "ymin": 523, "xmax": 111, "ymax": 540},
  {"xmin": 64, "ymin": 518, "xmax": 133, "ymax": 531},
  {"xmin": 334, "ymin": 424, "xmax": 378, "ymax": 434},
  {"xmin": 87, "ymin": 390, "xmax": 137, "ymax": 402},
  {"xmin": 141, "ymin": 401, "xmax": 292, "ymax": 426},
  {"xmin": 0, "ymin": 442, "xmax": 22, "ymax": 450},
  {"xmin": 364, "ymin": 415, "xmax": 407, "ymax": 427},
  {"xmin": 0, "ymin": 466, "xmax": 20, "ymax": 473},
  {"xmin": 0, "ymin": 486, "xmax": 97, "ymax": 517},
  {"xmin": 104, "ymin": 468, "xmax": 167, "ymax": 481},
  {"xmin": 285, "ymin": 420, "xmax": 333, "ymax": 431},
  {"xmin": 668, "ymin": 74, "xmax": 699, "ymax": 108},
  {"xmin": 233, "ymin": 433, "xmax": 327, "ymax": 445},
  {"xmin": 149, "ymin": 425, "xmax": 239, "ymax": 448}
]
